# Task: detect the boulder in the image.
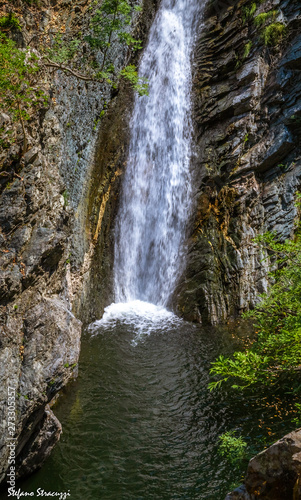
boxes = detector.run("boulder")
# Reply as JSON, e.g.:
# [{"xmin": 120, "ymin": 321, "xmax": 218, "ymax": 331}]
[{"xmin": 225, "ymin": 429, "xmax": 301, "ymax": 500}]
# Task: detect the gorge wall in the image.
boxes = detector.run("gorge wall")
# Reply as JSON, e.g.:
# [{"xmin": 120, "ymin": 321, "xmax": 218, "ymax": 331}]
[
  {"xmin": 173, "ymin": 0, "xmax": 301, "ymax": 324},
  {"xmin": 0, "ymin": 0, "xmax": 301, "ymax": 491}
]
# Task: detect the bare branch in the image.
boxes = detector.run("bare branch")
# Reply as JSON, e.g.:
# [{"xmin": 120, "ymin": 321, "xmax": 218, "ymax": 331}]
[{"xmin": 42, "ymin": 58, "xmax": 103, "ymax": 83}]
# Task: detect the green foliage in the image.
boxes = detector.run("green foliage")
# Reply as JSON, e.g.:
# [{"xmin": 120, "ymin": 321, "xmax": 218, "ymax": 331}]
[
  {"xmin": 209, "ymin": 351, "xmax": 269, "ymax": 390},
  {"xmin": 0, "ymin": 0, "xmax": 147, "ymax": 147},
  {"xmin": 243, "ymin": 4, "xmax": 286, "ymax": 48},
  {"xmin": 242, "ymin": 2, "xmax": 257, "ymax": 22},
  {"xmin": 86, "ymin": 0, "xmax": 134, "ymax": 50},
  {"xmin": 261, "ymin": 22, "xmax": 286, "ymax": 46},
  {"xmin": 47, "ymin": 34, "xmax": 81, "ymax": 64},
  {"xmin": 254, "ymin": 10, "xmax": 278, "ymax": 27},
  {"xmin": 0, "ymin": 13, "xmax": 21, "ymax": 31},
  {"xmin": 218, "ymin": 431, "xmax": 247, "ymax": 464},
  {"xmin": 83, "ymin": 0, "xmax": 146, "ymax": 94},
  {"xmin": 62, "ymin": 190, "xmax": 69, "ymax": 207},
  {"xmin": 292, "ymin": 403, "xmax": 301, "ymax": 425},
  {"xmin": 209, "ymin": 194, "xmax": 301, "ymax": 391},
  {"xmin": 40, "ymin": 0, "xmax": 148, "ymax": 96},
  {"xmin": 93, "ymin": 101, "xmax": 108, "ymax": 130},
  {"xmin": 0, "ymin": 33, "xmax": 47, "ymax": 152},
  {"xmin": 120, "ymin": 65, "xmax": 148, "ymax": 96},
  {"xmin": 242, "ymin": 41, "xmax": 252, "ymax": 60}
]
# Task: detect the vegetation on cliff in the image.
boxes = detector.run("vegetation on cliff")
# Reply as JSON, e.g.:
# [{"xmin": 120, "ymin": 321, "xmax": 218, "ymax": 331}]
[
  {"xmin": 0, "ymin": 0, "xmax": 148, "ymax": 157},
  {"xmin": 210, "ymin": 195, "xmax": 301, "ymax": 391},
  {"xmin": 0, "ymin": 33, "xmax": 47, "ymax": 153}
]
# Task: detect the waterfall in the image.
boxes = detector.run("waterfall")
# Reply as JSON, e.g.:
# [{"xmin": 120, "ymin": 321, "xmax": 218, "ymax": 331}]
[{"xmin": 114, "ymin": 0, "xmax": 200, "ymax": 306}]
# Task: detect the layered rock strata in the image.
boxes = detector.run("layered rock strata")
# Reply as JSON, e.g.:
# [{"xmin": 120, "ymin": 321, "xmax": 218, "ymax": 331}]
[{"xmin": 173, "ymin": 0, "xmax": 301, "ymax": 324}]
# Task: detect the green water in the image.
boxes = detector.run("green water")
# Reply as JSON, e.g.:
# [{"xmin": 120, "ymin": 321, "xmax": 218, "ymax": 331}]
[{"xmin": 4, "ymin": 313, "xmax": 298, "ymax": 500}]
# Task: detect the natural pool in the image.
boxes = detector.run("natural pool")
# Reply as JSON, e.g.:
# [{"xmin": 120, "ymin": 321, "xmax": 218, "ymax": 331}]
[{"xmin": 13, "ymin": 302, "xmax": 298, "ymax": 500}]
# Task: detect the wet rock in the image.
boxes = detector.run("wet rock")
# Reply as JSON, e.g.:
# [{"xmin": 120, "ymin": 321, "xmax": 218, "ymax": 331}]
[{"xmin": 16, "ymin": 406, "xmax": 62, "ymax": 479}]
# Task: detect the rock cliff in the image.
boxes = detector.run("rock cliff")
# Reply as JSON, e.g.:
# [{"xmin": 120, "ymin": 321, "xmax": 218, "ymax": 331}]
[{"xmin": 173, "ymin": 0, "xmax": 301, "ymax": 325}]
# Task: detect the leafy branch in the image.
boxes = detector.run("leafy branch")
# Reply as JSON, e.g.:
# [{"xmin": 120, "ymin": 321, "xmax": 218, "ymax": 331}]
[{"xmin": 0, "ymin": 33, "xmax": 48, "ymax": 155}]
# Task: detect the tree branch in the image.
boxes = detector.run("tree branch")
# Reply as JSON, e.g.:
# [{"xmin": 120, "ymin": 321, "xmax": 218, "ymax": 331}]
[{"xmin": 43, "ymin": 58, "xmax": 103, "ymax": 83}]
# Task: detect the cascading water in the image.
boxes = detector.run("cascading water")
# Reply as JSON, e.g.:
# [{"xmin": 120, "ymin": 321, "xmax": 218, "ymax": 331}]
[{"xmin": 114, "ymin": 0, "xmax": 201, "ymax": 306}]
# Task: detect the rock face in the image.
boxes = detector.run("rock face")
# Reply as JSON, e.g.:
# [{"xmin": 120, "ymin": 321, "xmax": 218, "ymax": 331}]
[
  {"xmin": 172, "ymin": 0, "xmax": 301, "ymax": 324},
  {"xmin": 0, "ymin": 142, "xmax": 82, "ymax": 482},
  {"xmin": 225, "ymin": 428, "xmax": 301, "ymax": 499}
]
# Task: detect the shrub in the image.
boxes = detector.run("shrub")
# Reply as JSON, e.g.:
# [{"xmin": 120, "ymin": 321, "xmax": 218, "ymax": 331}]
[
  {"xmin": 209, "ymin": 194, "xmax": 301, "ymax": 391},
  {"xmin": 218, "ymin": 431, "xmax": 247, "ymax": 464}
]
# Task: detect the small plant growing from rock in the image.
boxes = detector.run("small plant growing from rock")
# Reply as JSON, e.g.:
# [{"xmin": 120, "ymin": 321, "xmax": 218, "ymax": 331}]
[
  {"xmin": 0, "ymin": 33, "xmax": 48, "ymax": 155},
  {"xmin": 242, "ymin": 41, "xmax": 252, "ymax": 60},
  {"xmin": 254, "ymin": 10, "xmax": 278, "ymax": 27},
  {"xmin": 242, "ymin": 2, "xmax": 257, "ymax": 22},
  {"xmin": 261, "ymin": 22, "xmax": 286, "ymax": 46},
  {"xmin": 42, "ymin": 0, "xmax": 148, "ymax": 96},
  {"xmin": 62, "ymin": 190, "xmax": 69, "ymax": 207}
]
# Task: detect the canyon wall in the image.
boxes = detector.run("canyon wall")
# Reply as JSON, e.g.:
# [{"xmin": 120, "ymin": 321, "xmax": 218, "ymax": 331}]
[{"xmin": 173, "ymin": 0, "xmax": 301, "ymax": 324}]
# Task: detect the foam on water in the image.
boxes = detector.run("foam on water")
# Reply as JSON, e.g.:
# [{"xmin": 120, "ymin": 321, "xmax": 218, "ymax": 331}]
[{"xmin": 89, "ymin": 301, "xmax": 184, "ymax": 345}]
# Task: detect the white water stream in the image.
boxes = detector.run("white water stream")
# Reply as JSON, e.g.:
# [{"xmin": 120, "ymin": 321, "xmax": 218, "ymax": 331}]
[
  {"xmin": 114, "ymin": 0, "xmax": 200, "ymax": 305},
  {"xmin": 93, "ymin": 0, "xmax": 201, "ymax": 333}
]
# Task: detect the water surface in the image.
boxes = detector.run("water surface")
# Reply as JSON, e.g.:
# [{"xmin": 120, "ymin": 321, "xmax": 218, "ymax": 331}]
[{"xmin": 18, "ymin": 306, "xmax": 297, "ymax": 500}]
